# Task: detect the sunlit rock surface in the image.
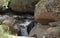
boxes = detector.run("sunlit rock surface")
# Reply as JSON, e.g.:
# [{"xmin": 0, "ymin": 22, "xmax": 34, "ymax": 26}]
[{"xmin": 0, "ymin": 0, "xmax": 10, "ymax": 10}]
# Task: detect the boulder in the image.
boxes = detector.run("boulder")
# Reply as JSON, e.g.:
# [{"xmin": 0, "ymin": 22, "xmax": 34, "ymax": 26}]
[
  {"xmin": 45, "ymin": 27, "xmax": 60, "ymax": 38},
  {"xmin": 9, "ymin": 0, "xmax": 39, "ymax": 12},
  {"xmin": 29, "ymin": 23, "xmax": 49, "ymax": 38},
  {"xmin": 35, "ymin": 0, "xmax": 60, "ymax": 23}
]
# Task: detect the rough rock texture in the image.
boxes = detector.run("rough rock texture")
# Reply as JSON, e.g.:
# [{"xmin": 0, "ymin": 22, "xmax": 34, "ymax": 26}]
[
  {"xmin": 45, "ymin": 27, "xmax": 60, "ymax": 38},
  {"xmin": 9, "ymin": 0, "xmax": 39, "ymax": 12},
  {"xmin": 29, "ymin": 23, "xmax": 49, "ymax": 38},
  {"xmin": 35, "ymin": 0, "xmax": 60, "ymax": 22}
]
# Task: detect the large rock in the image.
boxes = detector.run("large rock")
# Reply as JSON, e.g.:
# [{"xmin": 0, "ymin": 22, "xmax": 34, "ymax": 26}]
[
  {"xmin": 9, "ymin": 0, "xmax": 39, "ymax": 12},
  {"xmin": 29, "ymin": 23, "xmax": 49, "ymax": 38},
  {"xmin": 45, "ymin": 27, "xmax": 60, "ymax": 38},
  {"xmin": 35, "ymin": 0, "xmax": 60, "ymax": 22}
]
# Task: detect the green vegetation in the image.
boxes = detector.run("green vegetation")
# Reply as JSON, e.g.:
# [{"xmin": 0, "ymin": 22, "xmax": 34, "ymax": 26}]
[
  {"xmin": 0, "ymin": 32, "xmax": 11, "ymax": 38},
  {"xmin": 0, "ymin": 24, "xmax": 11, "ymax": 33},
  {"xmin": 0, "ymin": 0, "xmax": 10, "ymax": 10},
  {"xmin": 0, "ymin": 24, "xmax": 11, "ymax": 38}
]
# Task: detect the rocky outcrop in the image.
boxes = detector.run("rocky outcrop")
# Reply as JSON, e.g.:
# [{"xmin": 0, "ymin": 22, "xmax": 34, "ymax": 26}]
[
  {"xmin": 29, "ymin": 22, "xmax": 60, "ymax": 38},
  {"xmin": 35, "ymin": 0, "xmax": 60, "ymax": 23},
  {"xmin": 9, "ymin": 0, "xmax": 39, "ymax": 12}
]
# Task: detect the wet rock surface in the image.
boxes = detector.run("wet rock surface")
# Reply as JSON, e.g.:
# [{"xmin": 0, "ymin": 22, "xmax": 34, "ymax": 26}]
[{"xmin": 0, "ymin": 13, "xmax": 34, "ymax": 36}]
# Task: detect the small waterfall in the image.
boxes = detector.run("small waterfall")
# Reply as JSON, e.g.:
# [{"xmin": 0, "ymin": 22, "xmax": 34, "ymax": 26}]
[{"xmin": 17, "ymin": 19, "xmax": 32, "ymax": 36}]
